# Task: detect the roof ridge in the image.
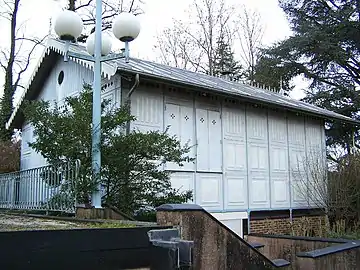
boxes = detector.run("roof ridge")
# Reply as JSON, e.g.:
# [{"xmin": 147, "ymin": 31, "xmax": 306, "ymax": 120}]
[
  {"xmin": 6, "ymin": 37, "xmax": 358, "ymax": 129},
  {"xmin": 49, "ymin": 39, "xmax": 288, "ymax": 98}
]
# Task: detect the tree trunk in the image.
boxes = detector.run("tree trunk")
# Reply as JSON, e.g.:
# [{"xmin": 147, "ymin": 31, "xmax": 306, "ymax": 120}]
[
  {"xmin": 0, "ymin": 0, "xmax": 20, "ymax": 141},
  {"xmin": 68, "ymin": 0, "xmax": 76, "ymax": 11}
]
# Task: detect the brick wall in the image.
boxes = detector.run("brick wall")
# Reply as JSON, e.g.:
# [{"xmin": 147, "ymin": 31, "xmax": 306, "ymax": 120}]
[{"xmin": 250, "ymin": 215, "xmax": 327, "ymax": 237}]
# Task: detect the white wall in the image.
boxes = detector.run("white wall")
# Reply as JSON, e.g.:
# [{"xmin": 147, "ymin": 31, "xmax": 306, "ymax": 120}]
[
  {"xmin": 129, "ymin": 86, "xmax": 326, "ymax": 214},
  {"xmin": 18, "ymin": 64, "xmax": 326, "ymax": 236},
  {"xmin": 20, "ymin": 59, "xmax": 120, "ymax": 170},
  {"xmin": 20, "ymin": 64, "xmax": 326, "ymax": 215}
]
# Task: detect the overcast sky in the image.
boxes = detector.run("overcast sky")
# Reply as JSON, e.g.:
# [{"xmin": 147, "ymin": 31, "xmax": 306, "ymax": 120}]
[{"xmin": 0, "ymin": 0, "xmax": 307, "ymax": 104}]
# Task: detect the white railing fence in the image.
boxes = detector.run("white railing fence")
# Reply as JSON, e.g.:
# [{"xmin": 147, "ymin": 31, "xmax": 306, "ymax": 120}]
[{"xmin": 0, "ymin": 160, "xmax": 80, "ymax": 213}]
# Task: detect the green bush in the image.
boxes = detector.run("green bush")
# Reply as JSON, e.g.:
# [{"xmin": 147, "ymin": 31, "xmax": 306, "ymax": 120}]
[{"xmin": 0, "ymin": 140, "xmax": 20, "ymax": 173}]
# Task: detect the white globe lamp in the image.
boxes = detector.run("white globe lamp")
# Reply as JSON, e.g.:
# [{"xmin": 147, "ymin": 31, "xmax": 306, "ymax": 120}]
[
  {"xmin": 112, "ymin": 12, "xmax": 141, "ymax": 42},
  {"xmin": 54, "ymin": 10, "xmax": 84, "ymax": 41},
  {"xmin": 86, "ymin": 32, "xmax": 112, "ymax": 56}
]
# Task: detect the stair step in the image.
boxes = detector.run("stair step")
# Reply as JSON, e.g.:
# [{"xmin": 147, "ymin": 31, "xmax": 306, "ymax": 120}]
[
  {"xmin": 271, "ymin": 259, "xmax": 290, "ymax": 267},
  {"xmin": 248, "ymin": 242, "xmax": 265, "ymax": 249}
]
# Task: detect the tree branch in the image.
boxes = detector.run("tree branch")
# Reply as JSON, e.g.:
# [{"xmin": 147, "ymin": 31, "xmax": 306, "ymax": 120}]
[
  {"xmin": 74, "ymin": 0, "xmax": 92, "ymax": 11},
  {"xmin": 13, "ymin": 35, "xmax": 47, "ymax": 91}
]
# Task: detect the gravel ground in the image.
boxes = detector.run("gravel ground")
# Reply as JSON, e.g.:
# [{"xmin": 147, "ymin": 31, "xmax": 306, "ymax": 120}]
[{"xmin": 0, "ymin": 213, "xmax": 133, "ymax": 231}]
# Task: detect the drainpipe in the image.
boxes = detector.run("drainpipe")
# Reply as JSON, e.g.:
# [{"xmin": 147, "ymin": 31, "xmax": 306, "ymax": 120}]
[
  {"xmin": 125, "ymin": 73, "xmax": 140, "ymax": 135},
  {"xmin": 122, "ymin": 74, "xmax": 140, "ymax": 216},
  {"xmin": 247, "ymin": 209, "xmax": 251, "ymax": 235}
]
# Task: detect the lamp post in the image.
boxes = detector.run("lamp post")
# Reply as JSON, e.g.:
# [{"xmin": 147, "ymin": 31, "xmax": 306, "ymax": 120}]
[{"xmin": 53, "ymin": 2, "xmax": 141, "ymax": 208}]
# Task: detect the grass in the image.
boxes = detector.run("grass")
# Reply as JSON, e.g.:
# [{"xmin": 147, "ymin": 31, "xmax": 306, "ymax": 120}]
[
  {"xmin": 327, "ymin": 230, "xmax": 360, "ymax": 240},
  {"xmin": 0, "ymin": 212, "xmax": 136, "ymax": 232},
  {"xmin": 0, "ymin": 223, "xmax": 135, "ymax": 231}
]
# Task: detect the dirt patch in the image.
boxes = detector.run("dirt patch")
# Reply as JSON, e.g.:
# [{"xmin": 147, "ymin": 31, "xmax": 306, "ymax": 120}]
[{"xmin": 0, "ymin": 213, "xmax": 133, "ymax": 231}]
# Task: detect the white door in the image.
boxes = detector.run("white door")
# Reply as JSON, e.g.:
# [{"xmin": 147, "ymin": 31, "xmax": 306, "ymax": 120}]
[
  {"xmin": 222, "ymin": 106, "xmax": 248, "ymax": 210},
  {"xmin": 196, "ymin": 109, "xmax": 222, "ymax": 172},
  {"xmin": 164, "ymin": 103, "xmax": 195, "ymax": 171}
]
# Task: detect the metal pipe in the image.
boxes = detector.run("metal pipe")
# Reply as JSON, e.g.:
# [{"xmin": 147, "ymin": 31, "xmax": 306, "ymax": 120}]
[
  {"xmin": 247, "ymin": 209, "xmax": 251, "ymax": 235},
  {"xmin": 64, "ymin": 40, "xmax": 70, "ymax": 62},
  {"xmin": 125, "ymin": 41, "xmax": 130, "ymax": 63},
  {"xmin": 91, "ymin": 0, "xmax": 103, "ymax": 208},
  {"xmin": 125, "ymin": 74, "xmax": 140, "ymax": 135},
  {"xmin": 127, "ymin": 74, "xmax": 140, "ymax": 99}
]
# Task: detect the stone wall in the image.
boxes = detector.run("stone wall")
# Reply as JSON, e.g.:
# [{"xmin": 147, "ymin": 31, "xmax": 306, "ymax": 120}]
[
  {"xmin": 250, "ymin": 215, "xmax": 327, "ymax": 237},
  {"xmin": 156, "ymin": 204, "xmax": 289, "ymax": 270},
  {"xmin": 247, "ymin": 234, "xmax": 360, "ymax": 270},
  {"xmin": 247, "ymin": 235, "xmax": 334, "ymax": 266},
  {"xmin": 75, "ymin": 205, "xmax": 133, "ymax": 220},
  {"xmin": 155, "ymin": 204, "xmax": 360, "ymax": 270}
]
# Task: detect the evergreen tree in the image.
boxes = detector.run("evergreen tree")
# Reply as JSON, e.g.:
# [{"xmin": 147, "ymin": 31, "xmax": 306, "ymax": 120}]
[
  {"xmin": 253, "ymin": 0, "xmax": 360, "ymax": 159},
  {"xmin": 213, "ymin": 33, "xmax": 243, "ymax": 81},
  {"xmin": 23, "ymin": 84, "xmax": 193, "ymax": 216},
  {"xmin": 0, "ymin": 0, "xmax": 20, "ymax": 142},
  {"xmin": 252, "ymin": 50, "xmax": 303, "ymax": 95},
  {"xmin": 0, "ymin": 89, "xmax": 13, "ymax": 141}
]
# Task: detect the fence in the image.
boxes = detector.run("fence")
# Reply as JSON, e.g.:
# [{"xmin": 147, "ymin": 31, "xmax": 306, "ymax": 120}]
[{"xmin": 0, "ymin": 161, "xmax": 80, "ymax": 213}]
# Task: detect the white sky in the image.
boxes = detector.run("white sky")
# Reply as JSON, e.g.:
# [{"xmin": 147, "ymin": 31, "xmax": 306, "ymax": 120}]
[{"xmin": 0, "ymin": 0, "xmax": 308, "ymax": 104}]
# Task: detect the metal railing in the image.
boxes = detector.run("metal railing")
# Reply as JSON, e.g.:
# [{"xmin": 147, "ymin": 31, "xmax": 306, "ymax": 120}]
[{"xmin": 0, "ymin": 160, "xmax": 80, "ymax": 213}]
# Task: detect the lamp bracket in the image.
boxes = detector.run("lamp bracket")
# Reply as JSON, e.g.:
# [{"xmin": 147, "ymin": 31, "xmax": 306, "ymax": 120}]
[
  {"xmin": 100, "ymin": 53, "xmax": 126, "ymax": 62},
  {"xmin": 62, "ymin": 40, "xmax": 128, "ymax": 63},
  {"xmin": 67, "ymin": 51, "xmax": 95, "ymax": 62}
]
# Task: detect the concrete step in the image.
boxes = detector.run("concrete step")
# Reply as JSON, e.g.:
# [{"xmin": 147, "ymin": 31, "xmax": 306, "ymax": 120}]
[
  {"xmin": 248, "ymin": 242, "xmax": 290, "ymax": 268},
  {"xmin": 248, "ymin": 241, "xmax": 265, "ymax": 249},
  {"xmin": 271, "ymin": 258, "xmax": 291, "ymax": 268}
]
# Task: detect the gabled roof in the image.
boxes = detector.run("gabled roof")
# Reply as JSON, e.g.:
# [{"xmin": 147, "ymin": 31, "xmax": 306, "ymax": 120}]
[{"xmin": 7, "ymin": 38, "xmax": 359, "ymax": 129}]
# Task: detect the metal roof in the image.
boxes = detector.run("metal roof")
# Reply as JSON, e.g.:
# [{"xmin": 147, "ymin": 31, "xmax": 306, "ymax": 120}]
[{"xmin": 6, "ymin": 38, "xmax": 359, "ymax": 129}]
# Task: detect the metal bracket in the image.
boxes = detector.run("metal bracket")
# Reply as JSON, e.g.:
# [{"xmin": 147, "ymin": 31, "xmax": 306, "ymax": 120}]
[
  {"xmin": 66, "ymin": 51, "xmax": 95, "ymax": 62},
  {"xmin": 65, "ymin": 51, "xmax": 126, "ymax": 63},
  {"xmin": 100, "ymin": 53, "xmax": 126, "ymax": 62},
  {"xmin": 148, "ymin": 228, "xmax": 194, "ymax": 268},
  {"xmin": 62, "ymin": 39, "xmax": 128, "ymax": 63}
]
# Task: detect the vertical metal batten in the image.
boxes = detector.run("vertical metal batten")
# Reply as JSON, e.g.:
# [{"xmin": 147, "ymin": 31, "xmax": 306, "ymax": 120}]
[
  {"xmin": 244, "ymin": 104, "xmax": 251, "ymax": 234},
  {"xmin": 91, "ymin": 0, "xmax": 103, "ymax": 208},
  {"xmin": 303, "ymin": 117, "xmax": 309, "ymax": 207},
  {"xmin": 220, "ymin": 99, "xmax": 225, "ymax": 211},
  {"xmin": 266, "ymin": 108, "xmax": 271, "ymax": 209},
  {"xmin": 286, "ymin": 113, "xmax": 293, "ymax": 222},
  {"xmin": 192, "ymin": 92, "xmax": 197, "ymax": 204}
]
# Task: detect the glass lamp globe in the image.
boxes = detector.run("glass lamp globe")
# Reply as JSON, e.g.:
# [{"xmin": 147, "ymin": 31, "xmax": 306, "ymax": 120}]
[
  {"xmin": 86, "ymin": 32, "xmax": 112, "ymax": 56},
  {"xmin": 112, "ymin": 12, "xmax": 141, "ymax": 42},
  {"xmin": 54, "ymin": 10, "xmax": 84, "ymax": 41}
]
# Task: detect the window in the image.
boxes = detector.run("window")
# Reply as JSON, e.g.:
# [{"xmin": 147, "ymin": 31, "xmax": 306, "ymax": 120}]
[{"xmin": 58, "ymin": 70, "xmax": 64, "ymax": 85}]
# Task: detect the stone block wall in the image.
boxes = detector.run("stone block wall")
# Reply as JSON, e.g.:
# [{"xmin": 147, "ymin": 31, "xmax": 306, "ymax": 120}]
[
  {"xmin": 250, "ymin": 215, "xmax": 327, "ymax": 237},
  {"xmin": 156, "ymin": 204, "xmax": 284, "ymax": 270},
  {"xmin": 247, "ymin": 234, "xmax": 360, "ymax": 270}
]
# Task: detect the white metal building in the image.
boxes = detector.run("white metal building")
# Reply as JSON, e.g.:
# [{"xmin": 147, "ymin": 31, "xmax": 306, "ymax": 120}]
[{"xmin": 6, "ymin": 39, "xmax": 358, "ymax": 237}]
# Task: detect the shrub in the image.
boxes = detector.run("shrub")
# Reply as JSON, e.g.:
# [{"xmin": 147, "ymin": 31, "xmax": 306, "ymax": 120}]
[{"xmin": 0, "ymin": 140, "xmax": 20, "ymax": 173}]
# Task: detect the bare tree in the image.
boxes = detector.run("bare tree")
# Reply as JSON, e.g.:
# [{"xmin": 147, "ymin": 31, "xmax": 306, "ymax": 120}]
[
  {"xmin": 292, "ymin": 149, "xmax": 360, "ymax": 232},
  {"xmin": 153, "ymin": 0, "xmax": 237, "ymax": 75},
  {"xmin": 0, "ymin": 0, "xmax": 145, "ymax": 141},
  {"xmin": 154, "ymin": 26, "xmax": 202, "ymax": 71},
  {"xmin": 65, "ymin": 0, "xmax": 144, "ymax": 42},
  {"xmin": 0, "ymin": 0, "xmax": 46, "ymax": 141},
  {"xmin": 236, "ymin": 5, "xmax": 264, "ymax": 82}
]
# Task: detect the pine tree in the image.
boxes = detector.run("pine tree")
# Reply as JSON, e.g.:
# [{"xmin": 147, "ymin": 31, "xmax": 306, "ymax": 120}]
[
  {"xmin": 213, "ymin": 34, "xmax": 243, "ymax": 81},
  {"xmin": 253, "ymin": 0, "xmax": 360, "ymax": 159}
]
